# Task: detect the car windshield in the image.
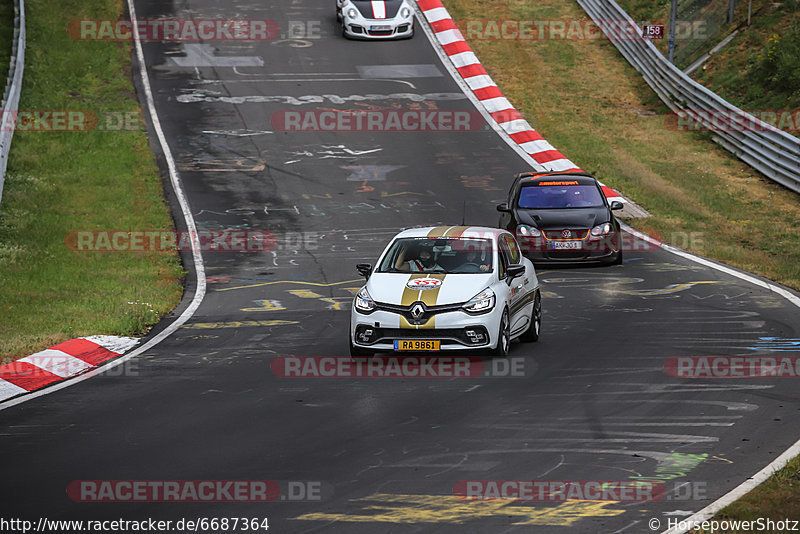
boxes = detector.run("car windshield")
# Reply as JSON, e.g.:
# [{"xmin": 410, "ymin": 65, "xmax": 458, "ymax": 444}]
[
  {"xmin": 518, "ymin": 184, "xmax": 605, "ymax": 209},
  {"xmin": 377, "ymin": 237, "xmax": 494, "ymax": 274}
]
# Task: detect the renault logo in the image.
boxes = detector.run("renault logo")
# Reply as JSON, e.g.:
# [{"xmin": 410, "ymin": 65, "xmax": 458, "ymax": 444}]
[{"xmin": 410, "ymin": 302, "xmax": 425, "ymax": 320}]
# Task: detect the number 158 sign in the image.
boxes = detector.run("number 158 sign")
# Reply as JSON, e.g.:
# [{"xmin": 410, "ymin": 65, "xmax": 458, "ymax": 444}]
[{"xmin": 642, "ymin": 25, "xmax": 665, "ymax": 39}]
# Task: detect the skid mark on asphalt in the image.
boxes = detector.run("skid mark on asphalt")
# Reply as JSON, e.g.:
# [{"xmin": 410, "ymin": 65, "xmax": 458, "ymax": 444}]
[
  {"xmin": 293, "ymin": 494, "xmax": 623, "ymax": 525},
  {"xmin": 217, "ymin": 279, "xmax": 361, "ymax": 292},
  {"xmin": 592, "ymin": 281, "xmax": 720, "ymax": 297}
]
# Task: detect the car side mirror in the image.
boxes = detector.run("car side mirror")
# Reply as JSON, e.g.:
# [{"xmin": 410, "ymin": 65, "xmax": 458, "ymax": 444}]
[
  {"xmin": 496, "ymin": 203, "xmax": 511, "ymax": 213},
  {"xmin": 610, "ymin": 201, "xmax": 623, "ymax": 211},
  {"xmin": 506, "ymin": 264, "xmax": 525, "ymax": 281},
  {"xmin": 356, "ymin": 263, "xmax": 372, "ymax": 278}
]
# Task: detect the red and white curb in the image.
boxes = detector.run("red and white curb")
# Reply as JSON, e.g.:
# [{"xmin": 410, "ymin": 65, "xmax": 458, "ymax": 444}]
[
  {"xmin": 0, "ymin": 336, "xmax": 139, "ymax": 401},
  {"xmin": 415, "ymin": 0, "xmax": 624, "ymax": 203}
]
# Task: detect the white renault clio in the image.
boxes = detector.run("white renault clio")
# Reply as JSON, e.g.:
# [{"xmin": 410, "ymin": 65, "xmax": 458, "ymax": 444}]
[{"xmin": 350, "ymin": 226, "xmax": 541, "ymax": 357}]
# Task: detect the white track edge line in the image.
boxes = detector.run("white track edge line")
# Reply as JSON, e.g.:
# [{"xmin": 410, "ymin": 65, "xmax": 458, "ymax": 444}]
[
  {"xmin": 0, "ymin": 0, "xmax": 207, "ymax": 412},
  {"xmin": 416, "ymin": 4, "xmax": 800, "ymax": 530}
]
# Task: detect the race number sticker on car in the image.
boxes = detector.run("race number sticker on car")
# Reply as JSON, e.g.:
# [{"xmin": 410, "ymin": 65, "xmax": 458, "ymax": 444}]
[{"xmin": 406, "ymin": 278, "xmax": 442, "ymax": 290}]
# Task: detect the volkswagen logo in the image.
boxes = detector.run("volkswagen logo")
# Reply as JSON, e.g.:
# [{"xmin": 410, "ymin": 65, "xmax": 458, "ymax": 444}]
[
  {"xmin": 410, "ymin": 302, "xmax": 426, "ymax": 320},
  {"xmin": 562, "ymin": 229, "xmax": 571, "ymax": 239}
]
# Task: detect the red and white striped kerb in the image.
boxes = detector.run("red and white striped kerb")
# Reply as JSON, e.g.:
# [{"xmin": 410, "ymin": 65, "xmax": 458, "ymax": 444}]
[
  {"xmin": 415, "ymin": 0, "xmax": 624, "ymax": 202},
  {"xmin": 0, "ymin": 336, "xmax": 138, "ymax": 401}
]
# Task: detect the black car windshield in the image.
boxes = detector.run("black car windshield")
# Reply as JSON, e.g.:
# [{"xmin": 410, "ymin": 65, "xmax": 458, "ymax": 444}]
[
  {"xmin": 377, "ymin": 237, "xmax": 494, "ymax": 274},
  {"xmin": 518, "ymin": 184, "xmax": 605, "ymax": 209}
]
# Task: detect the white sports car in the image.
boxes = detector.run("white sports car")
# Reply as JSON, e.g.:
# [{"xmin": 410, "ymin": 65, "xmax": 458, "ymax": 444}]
[
  {"xmin": 336, "ymin": 0, "xmax": 415, "ymax": 39},
  {"xmin": 350, "ymin": 226, "xmax": 541, "ymax": 357}
]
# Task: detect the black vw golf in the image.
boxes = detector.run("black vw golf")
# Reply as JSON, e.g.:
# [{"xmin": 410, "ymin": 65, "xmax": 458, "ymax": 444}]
[{"xmin": 497, "ymin": 171, "xmax": 624, "ymax": 265}]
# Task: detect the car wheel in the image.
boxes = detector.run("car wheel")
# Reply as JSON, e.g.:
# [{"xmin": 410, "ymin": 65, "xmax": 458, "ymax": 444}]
[
  {"xmin": 350, "ymin": 342, "xmax": 372, "ymax": 358},
  {"xmin": 611, "ymin": 249, "xmax": 623, "ymax": 265},
  {"xmin": 520, "ymin": 292, "xmax": 541, "ymax": 342},
  {"xmin": 492, "ymin": 309, "xmax": 511, "ymax": 357}
]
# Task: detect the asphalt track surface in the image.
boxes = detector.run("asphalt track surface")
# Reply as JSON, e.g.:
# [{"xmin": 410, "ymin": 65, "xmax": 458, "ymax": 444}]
[{"xmin": 2, "ymin": 1, "xmax": 800, "ymax": 532}]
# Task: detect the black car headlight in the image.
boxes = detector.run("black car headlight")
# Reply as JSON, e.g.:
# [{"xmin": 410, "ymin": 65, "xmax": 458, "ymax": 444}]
[
  {"xmin": 590, "ymin": 222, "xmax": 612, "ymax": 237},
  {"xmin": 354, "ymin": 287, "xmax": 375, "ymax": 313},
  {"xmin": 517, "ymin": 224, "xmax": 541, "ymax": 238},
  {"xmin": 463, "ymin": 288, "xmax": 495, "ymax": 314}
]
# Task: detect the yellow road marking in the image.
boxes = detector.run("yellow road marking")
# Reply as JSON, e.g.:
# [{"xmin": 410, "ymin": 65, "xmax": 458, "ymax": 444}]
[
  {"xmin": 319, "ymin": 297, "xmax": 351, "ymax": 310},
  {"xmin": 217, "ymin": 279, "xmax": 362, "ymax": 292},
  {"xmin": 241, "ymin": 299, "xmax": 286, "ymax": 312},
  {"xmin": 181, "ymin": 320, "xmax": 299, "ymax": 329},
  {"xmin": 288, "ymin": 289, "xmax": 324, "ymax": 299},
  {"xmin": 599, "ymin": 281, "xmax": 720, "ymax": 296},
  {"xmin": 293, "ymin": 494, "xmax": 624, "ymax": 525}
]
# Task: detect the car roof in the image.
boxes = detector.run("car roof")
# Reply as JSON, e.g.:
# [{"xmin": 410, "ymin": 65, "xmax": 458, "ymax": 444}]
[
  {"xmin": 393, "ymin": 226, "xmax": 507, "ymax": 240},
  {"xmin": 518, "ymin": 173, "xmax": 599, "ymax": 187},
  {"xmin": 515, "ymin": 171, "xmax": 597, "ymax": 185}
]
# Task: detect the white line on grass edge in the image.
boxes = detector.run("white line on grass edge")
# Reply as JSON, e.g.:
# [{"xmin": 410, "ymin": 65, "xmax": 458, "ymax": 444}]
[
  {"xmin": 413, "ymin": 4, "xmax": 800, "ymax": 532},
  {"xmin": 0, "ymin": 0, "xmax": 207, "ymax": 412}
]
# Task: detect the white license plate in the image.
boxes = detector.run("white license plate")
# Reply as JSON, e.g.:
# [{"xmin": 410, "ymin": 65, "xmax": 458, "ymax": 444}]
[
  {"xmin": 552, "ymin": 241, "xmax": 582, "ymax": 250},
  {"xmin": 370, "ymin": 25, "xmax": 391, "ymax": 30}
]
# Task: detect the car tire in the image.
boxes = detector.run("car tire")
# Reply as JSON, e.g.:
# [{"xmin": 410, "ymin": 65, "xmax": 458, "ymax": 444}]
[
  {"xmin": 611, "ymin": 249, "xmax": 623, "ymax": 265},
  {"xmin": 491, "ymin": 309, "xmax": 511, "ymax": 357},
  {"xmin": 520, "ymin": 292, "xmax": 541, "ymax": 342},
  {"xmin": 350, "ymin": 342, "xmax": 372, "ymax": 358}
]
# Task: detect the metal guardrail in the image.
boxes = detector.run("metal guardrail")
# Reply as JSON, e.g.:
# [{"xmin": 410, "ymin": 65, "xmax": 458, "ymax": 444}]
[
  {"xmin": 0, "ymin": 0, "xmax": 26, "ymax": 205},
  {"xmin": 578, "ymin": 0, "xmax": 800, "ymax": 195}
]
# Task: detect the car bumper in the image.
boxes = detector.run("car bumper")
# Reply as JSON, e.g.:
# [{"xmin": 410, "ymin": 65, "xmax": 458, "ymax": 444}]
[
  {"xmin": 343, "ymin": 18, "xmax": 414, "ymax": 39},
  {"xmin": 519, "ymin": 235, "xmax": 620, "ymax": 264},
  {"xmin": 350, "ymin": 306, "xmax": 502, "ymax": 351}
]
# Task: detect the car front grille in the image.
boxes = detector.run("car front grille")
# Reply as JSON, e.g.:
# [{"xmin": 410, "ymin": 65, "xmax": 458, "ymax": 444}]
[{"xmin": 543, "ymin": 229, "xmax": 589, "ymax": 240}]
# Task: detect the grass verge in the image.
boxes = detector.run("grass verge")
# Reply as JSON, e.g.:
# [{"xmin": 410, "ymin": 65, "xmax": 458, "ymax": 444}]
[
  {"xmin": 0, "ymin": 0, "xmax": 13, "ymax": 85},
  {"xmin": 445, "ymin": 0, "xmax": 800, "ymax": 526},
  {"xmin": 0, "ymin": 0, "xmax": 183, "ymax": 361},
  {"xmin": 690, "ymin": 455, "xmax": 800, "ymax": 533}
]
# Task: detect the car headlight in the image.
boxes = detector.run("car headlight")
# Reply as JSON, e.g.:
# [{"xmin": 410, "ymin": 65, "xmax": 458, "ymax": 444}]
[
  {"xmin": 355, "ymin": 287, "xmax": 375, "ymax": 313},
  {"xmin": 517, "ymin": 224, "xmax": 541, "ymax": 238},
  {"xmin": 463, "ymin": 288, "xmax": 495, "ymax": 314},
  {"xmin": 346, "ymin": 7, "xmax": 358, "ymax": 19},
  {"xmin": 401, "ymin": 7, "xmax": 411, "ymax": 18},
  {"xmin": 590, "ymin": 222, "xmax": 612, "ymax": 236}
]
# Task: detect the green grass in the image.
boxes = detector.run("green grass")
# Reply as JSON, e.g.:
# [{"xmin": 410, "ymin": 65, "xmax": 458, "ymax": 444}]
[
  {"xmin": 690, "ymin": 455, "xmax": 800, "ymax": 532},
  {"xmin": 0, "ymin": 0, "xmax": 183, "ymax": 360},
  {"xmin": 0, "ymin": 0, "xmax": 12, "ymax": 87},
  {"xmin": 694, "ymin": 1, "xmax": 800, "ymax": 112}
]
